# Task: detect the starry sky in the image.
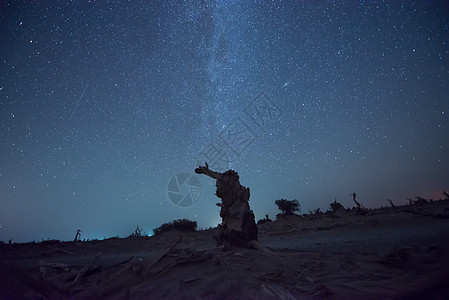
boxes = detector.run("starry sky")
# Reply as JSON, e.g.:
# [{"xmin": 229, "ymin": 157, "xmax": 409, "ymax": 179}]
[{"xmin": 1, "ymin": 1, "xmax": 448, "ymax": 242}]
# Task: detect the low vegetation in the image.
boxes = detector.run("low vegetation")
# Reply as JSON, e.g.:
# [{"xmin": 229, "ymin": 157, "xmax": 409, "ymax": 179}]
[
  {"xmin": 153, "ymin": 218, "xmax": 197, "ymax": 235},
  {"xmin": 329, "ymin": 199, "xmax": 344, "ymax": 212},
  {"xmin": 275, "ymin": 199, "xmax": 300, "ymax": 219}
]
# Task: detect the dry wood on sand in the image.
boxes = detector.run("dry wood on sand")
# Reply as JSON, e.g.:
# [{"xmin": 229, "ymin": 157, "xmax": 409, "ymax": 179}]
[{"xmin": 1, "ymin": 200, "xmax": 449, "ymax": 299}]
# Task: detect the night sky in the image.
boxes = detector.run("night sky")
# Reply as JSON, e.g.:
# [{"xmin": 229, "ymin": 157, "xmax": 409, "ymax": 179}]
[{"xmin": 1, "ymin": 1, "xmax": 448, "ymax": 242}]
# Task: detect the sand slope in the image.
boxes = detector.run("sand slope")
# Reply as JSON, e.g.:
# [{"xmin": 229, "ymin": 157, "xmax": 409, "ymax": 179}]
[{"xmin": 1, "ymin": 201, "xmax": 449, "ymax": 299}]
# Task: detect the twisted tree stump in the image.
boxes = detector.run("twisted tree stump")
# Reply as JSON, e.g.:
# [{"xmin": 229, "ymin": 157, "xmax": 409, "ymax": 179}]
[{"xmin": 195, "ymin": 163, "xmax": 258, "ymax": 248}]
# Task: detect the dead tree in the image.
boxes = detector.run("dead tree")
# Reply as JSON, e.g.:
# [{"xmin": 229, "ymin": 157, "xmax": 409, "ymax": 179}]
[
  {"xmin": 74, "ymin": 229, "xmax": 81, "ymax": 242},
  {"xmin": 195, "ymin": 162, "xmax": 258, "ymax": 248},
  {"xmin": 443, "ymin": 191, "xmax": 449, "ymax": 199},
  {"xmin": 387, "ymin": 199, "xmax": 395, "ymax": 208},
  {"xmin": 352, "ymin": 192, "xmax": 361, "ymax": 211},
  {"xmin": 135, "ymin": 225, "xmax": 142, "ymax": 237}
]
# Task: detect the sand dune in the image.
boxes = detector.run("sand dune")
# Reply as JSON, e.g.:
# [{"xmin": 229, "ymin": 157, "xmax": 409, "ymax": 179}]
[{"xmin": 1, "ymin": 201, "xmax": 449, "ymax": 299}]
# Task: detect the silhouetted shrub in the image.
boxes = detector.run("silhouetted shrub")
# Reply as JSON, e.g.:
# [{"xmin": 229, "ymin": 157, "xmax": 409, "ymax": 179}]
[
  {"xmin": 275, "ymin": 199, "xmax": 300, "ymax": 216},
  {"xmin": 153, "ymin": 218, "xmax": 197, "ymax": 235},
  {"xmin": 330, "ymin": 200, "xmax": 344, "ymax": 212}
]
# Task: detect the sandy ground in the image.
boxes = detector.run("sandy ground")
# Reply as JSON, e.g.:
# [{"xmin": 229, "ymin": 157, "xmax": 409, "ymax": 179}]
[{"xmin": 1, "ymin": 201, "xmax": 449, "ymax": 299}]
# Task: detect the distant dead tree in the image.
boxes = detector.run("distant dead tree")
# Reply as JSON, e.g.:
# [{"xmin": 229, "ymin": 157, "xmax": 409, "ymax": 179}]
[
  {"xmin": 387, "ymin": 199, "xmax": 395, "ymax": 208},
  {"xmin": 74, "ymin": 229, "xmax": 81, "ymax": 242},
  {"xmin": 443, "ymin": 191, "xmax": 449, "ymax": 199},
  {"xmin": 134, "ymin": 225, "xmax": 143, "ymax": 237},
  {"xmin": 407, "ymin": 198, "xmax": 413, "ymax": 205},
  {"xmin": 352, "ymin": 192, "xmax": 361, "ymax": 211}
]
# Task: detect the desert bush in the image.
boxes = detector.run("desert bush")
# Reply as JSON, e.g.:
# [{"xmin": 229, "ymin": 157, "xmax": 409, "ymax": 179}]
[
  {"xmin": 330, "ymin": 200, "xmax": 344, "ymax": 212},
  {"xmin": 275, "ymin": 199, "xmax": 300, "ymax": 216},
  {"xmin": 153, "ymin": 218, "xmax": 197, "ymax": 235}
]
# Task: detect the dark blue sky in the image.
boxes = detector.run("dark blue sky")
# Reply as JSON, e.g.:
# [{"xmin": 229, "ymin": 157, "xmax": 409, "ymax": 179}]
[{"xmin": 1, "ymin": 1, "xmax": 448, "ymax": 242}]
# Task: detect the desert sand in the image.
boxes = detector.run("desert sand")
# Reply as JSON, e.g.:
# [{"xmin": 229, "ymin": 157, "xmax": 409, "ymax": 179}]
[{"xmin": 1, "ymin": 200, "xmax": 449, "ymax": 299}]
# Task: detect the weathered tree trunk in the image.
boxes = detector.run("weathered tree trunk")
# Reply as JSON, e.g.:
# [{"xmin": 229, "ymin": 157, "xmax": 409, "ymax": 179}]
[
  {"xmin": 74, "ymin": 229, "xmax": 81, "ymax": 243},
  {"xmin": 195, "ymin": 163, "xmax": 258, "ymax": 248}
]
